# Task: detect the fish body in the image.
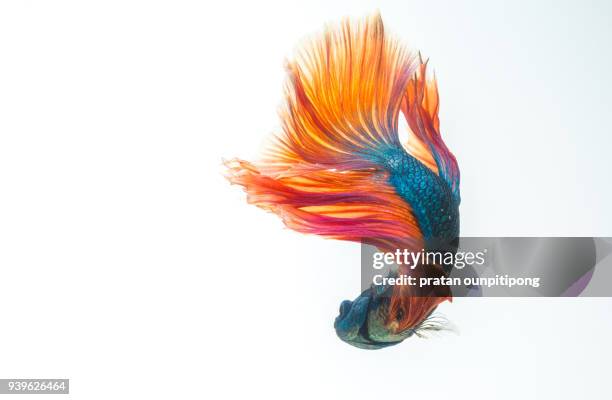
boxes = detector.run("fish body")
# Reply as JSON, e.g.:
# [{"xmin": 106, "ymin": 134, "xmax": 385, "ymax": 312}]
[
  {"xmin": 226, "ymin": 14, "xmax": 460, "ymax": 349},
  {"xmin": 382, "ymin": 147, "xmax": 459, "ymax": 241}
]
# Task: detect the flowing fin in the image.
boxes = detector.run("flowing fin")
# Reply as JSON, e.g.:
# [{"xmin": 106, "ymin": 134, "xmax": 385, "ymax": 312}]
[
  {"xmin": 225, "ymin": 158, "xmax": 422, "ymax": 252},
  {"xmin": 271, "ymin": 13, "xmax": 417, "ymax": 169},
  {"xmin": 387, "ymin": 263, "xmax": 452, "ymax": 333},
  {"xmin": 401, "ymin": 60, "xmax": 460, "ymax": 201},
  {"xmin": 225, "ymin": 14, "xmax": 424, "ymax": 252},
  {"xmin": 413, "ymin": 313, "xmax": 458, "ymax": 338}
]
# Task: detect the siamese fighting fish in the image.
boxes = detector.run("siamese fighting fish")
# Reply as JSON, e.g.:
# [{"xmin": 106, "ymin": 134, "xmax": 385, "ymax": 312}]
[{"xmin": 225, "ymin": 14, "xmax": 460, "ymax": 349}]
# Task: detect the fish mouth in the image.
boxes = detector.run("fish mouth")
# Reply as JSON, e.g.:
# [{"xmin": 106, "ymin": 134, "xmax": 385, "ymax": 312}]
[{"xmin": 334, "ymin": 288, "xmax": 406, "ymax": 350}]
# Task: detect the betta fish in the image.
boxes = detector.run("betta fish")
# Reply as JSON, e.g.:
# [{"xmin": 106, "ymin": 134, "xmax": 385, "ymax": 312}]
[{"xmin": 225, "ymin": 14, "xmax": 460, "ymax": 349}]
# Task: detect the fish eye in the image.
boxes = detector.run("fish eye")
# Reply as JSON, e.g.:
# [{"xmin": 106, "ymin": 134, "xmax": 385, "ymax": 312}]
[{"xmin": 396, "ymin": 308, "xmax": 404, "ymax": 321}]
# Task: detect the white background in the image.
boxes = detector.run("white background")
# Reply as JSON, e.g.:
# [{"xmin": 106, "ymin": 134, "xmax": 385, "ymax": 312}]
[{"xmin": 1, "ymin": 1, "xmax": 611, "ymax": 399}]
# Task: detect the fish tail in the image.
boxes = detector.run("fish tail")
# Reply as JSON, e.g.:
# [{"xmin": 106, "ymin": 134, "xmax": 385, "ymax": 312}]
[{"xmin": 225, "ymin": 14, "xmax": 424, "ymax": 249}]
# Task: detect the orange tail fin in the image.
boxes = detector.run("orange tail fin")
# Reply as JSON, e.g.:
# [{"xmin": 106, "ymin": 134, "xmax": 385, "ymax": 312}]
[{"xmin": 225, "ymin": 14, "xmax": 424, "ymax": 251}]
